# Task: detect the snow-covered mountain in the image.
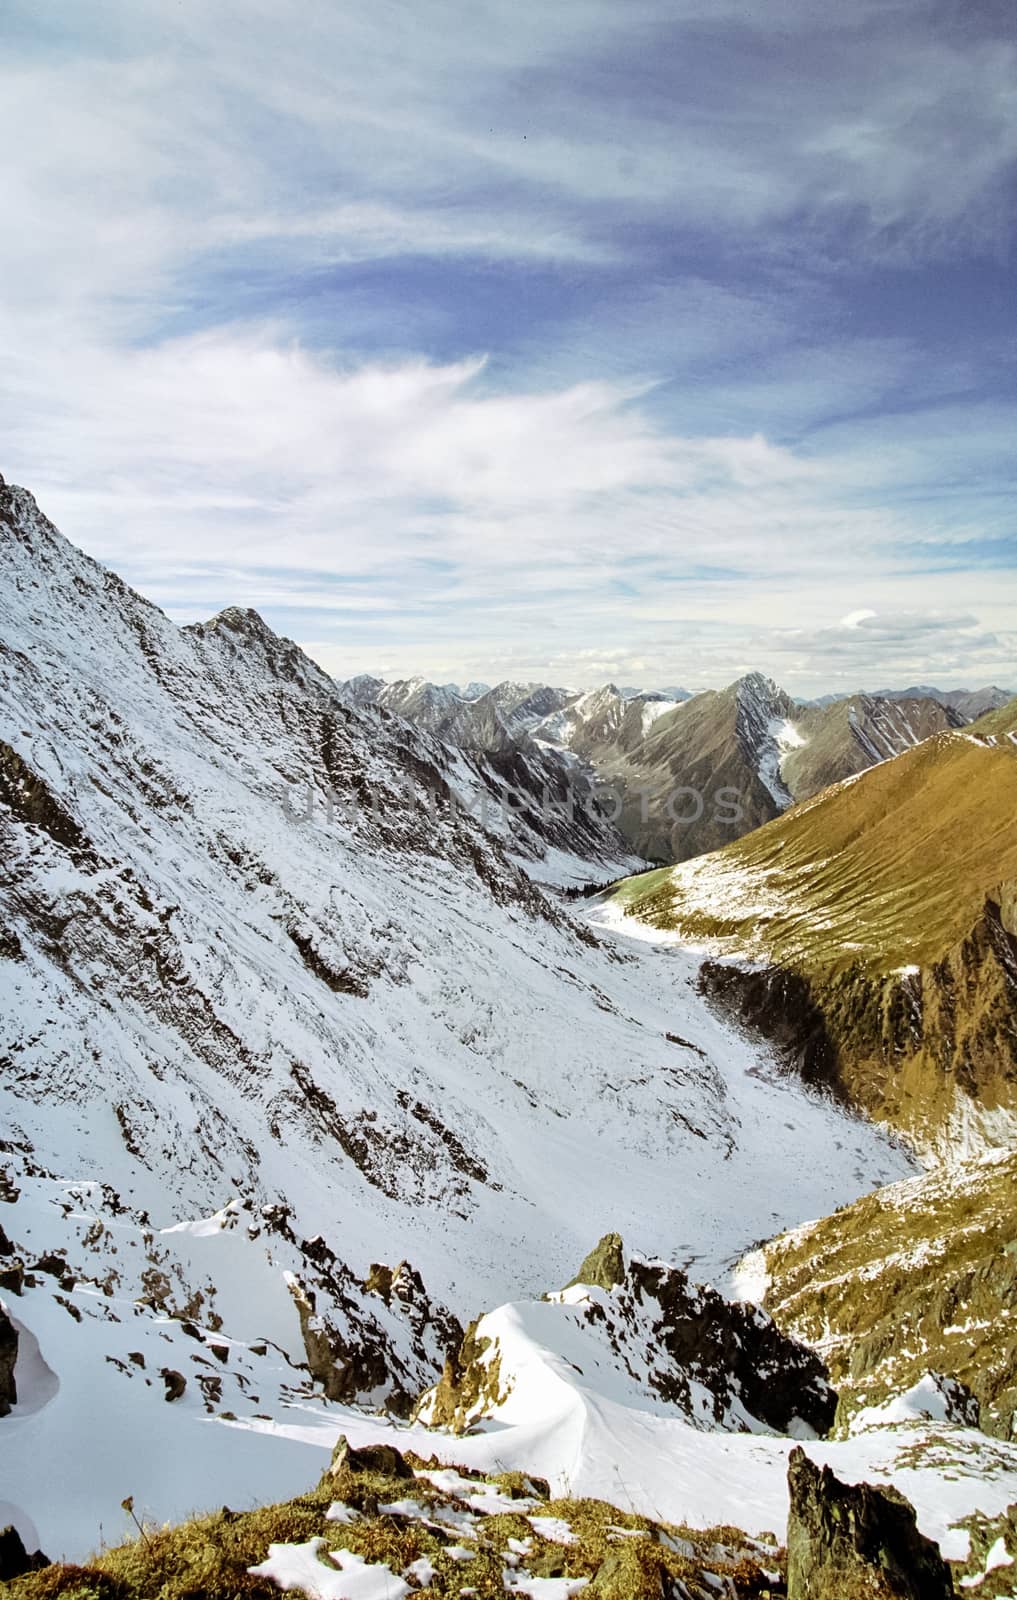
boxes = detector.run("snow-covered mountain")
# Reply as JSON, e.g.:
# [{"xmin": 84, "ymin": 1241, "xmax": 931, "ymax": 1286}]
[
  {"xmin": 0, "ymin": 476, "xmax": 914, "ymax": 1557},
  {"xmin": 338, "ymin": 677, "xmax": 576, "ymax": 753}
]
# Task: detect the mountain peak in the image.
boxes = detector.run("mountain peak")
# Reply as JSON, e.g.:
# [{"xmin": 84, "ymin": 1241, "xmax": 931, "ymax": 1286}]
[{"xmin": 197, "ymin": 604, "xmax": 274, "ymax": 639}]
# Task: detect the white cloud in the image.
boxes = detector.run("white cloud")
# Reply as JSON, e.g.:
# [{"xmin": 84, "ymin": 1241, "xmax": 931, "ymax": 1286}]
[{"xmin": 0, "ymin": 2, "xmax": 1014, "ymax": 695}]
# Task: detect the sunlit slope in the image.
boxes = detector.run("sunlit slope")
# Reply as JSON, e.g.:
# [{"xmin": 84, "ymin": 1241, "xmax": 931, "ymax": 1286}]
[
  {"xmin": 609, "ymin": 706, "xmax": 1017, "ymax": 1150},
  {"xmin": 611, "ymin": 711, "xmax": 1017, "ymax": 976},
  {"xmin": 753, "ymin": 1149, "xmax": 1017, "ymax": 1439}
]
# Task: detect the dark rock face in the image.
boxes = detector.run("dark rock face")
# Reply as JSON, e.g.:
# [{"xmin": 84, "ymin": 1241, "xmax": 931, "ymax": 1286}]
[
  {"xmin": 699, "ymin": 898, "xmax": 1017, "ymax": 1152},
  {"xmin": 0, "ymin": 1306, "xmax": 17, "ymax": 1415},
  {"xmin": 697, "ymin": 961, "xmax": 845, "ymax": 1101},
  {"xmin": 0, "ymin": 1525, "xmax": 49, "ymax": 1580},
  {"xmin": 287, "ymin": 1258, "xmax": 462, "ymax": 1416},
  {"xmin": 786, "ymin": 1447, "xmax": 954, "ymax": 1599},
  {"xmin": 616, "ymin": 1260, "xmax": 837, "ymax": 1437},
  {"xmin": 0, "ymin": 1261, "xmax": 24, "ymax": 1296},
  {"xmin": 160, "ymin": 1367, "xmax": 186, "ymax": 1402},
  {"xmin": 426, "ymin": 1253, "xmax": 836, "ymax": 1439}
]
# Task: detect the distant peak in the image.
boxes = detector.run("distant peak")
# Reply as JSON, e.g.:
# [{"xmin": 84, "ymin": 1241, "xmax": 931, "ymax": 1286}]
[
  {"xmin": 736, "ymin": 669, "xmax": 779, "ymax": 694},
  {"xmin": 201, "ymin": 605, "xmax": 274, "ymax": 638}
]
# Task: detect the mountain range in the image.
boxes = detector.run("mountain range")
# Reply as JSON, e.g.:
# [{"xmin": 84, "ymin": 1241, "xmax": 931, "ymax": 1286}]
[
  {"xmin": 3, "ymin": 473, "xmax": 1017, "ymax": 1593},
  {"xmin": 342, "ymin": 671, "xmax": 1009, "ymax": 865}
]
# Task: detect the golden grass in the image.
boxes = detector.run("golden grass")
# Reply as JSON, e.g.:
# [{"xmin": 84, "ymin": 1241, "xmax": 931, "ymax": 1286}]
[
  {"xmin": 613, "ymin": 722, "xmax": 1017, "ymax": 975},
  {"xmin": 4, "ymin": 1461, "xmax": 780, "ymax": 1600}
]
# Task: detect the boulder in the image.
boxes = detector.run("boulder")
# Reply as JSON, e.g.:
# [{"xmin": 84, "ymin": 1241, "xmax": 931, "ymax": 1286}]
[
  {"xmin": 0, "ymin": 1306, "xmax": 17, "ymax": 1415},
  {"xmin": 786, "ymin": 1446, "xmax": 954, "ymax": 1598},
  {"xmin": 30, "ymin": 1252, "xmax": 68, "ymax": 1278},
  {"xmin": 160, "ymin": 1368, "xmax": 186, "ymax": 1402},
  {"xmin": 327, "ymin": 1433, "xmax": 413, "ymax": 1480},
  {"xmin": 588, "ymin": 1543, "xmax": 668, "ymax": 1600},
  {"xmin": 0, "ymin": 1261, "xmax": 24, "ymax": 1296},
  {"xmin": 564, "ymin": 1232, "xmax": 626, "ymax": 1292}
]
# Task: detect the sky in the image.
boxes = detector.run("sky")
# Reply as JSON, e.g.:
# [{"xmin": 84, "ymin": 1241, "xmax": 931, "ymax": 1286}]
[{"xmin": 1, "ymin": 0, "xmax": 1015, "ymax": 696}]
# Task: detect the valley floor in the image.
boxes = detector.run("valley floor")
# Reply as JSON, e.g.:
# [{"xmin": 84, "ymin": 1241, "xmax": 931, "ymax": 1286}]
[{"xmin": 1, "ymin": 908, "xmax": 919, "ymax": 1563}]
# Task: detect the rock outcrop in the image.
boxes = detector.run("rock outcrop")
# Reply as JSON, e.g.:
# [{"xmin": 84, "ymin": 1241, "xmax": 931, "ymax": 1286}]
[
  {"xmin": 0, "ymin": 1306, "xmax": 17, "ymax": 1415},
  {"xmin": 326, "ymin": 1434, "xmax": 414, "ymax": 1480},
  {"xmin": 419, "ymin": 1244, "xmax": 837, "ymax": 1439},
  {"xmin": 786, "ymin": 1447, "xmax": 954, "ymax": 1598},
  {"xmin": 564, "ymin": 1231, "xmax": 626, "ymax": 1292}
]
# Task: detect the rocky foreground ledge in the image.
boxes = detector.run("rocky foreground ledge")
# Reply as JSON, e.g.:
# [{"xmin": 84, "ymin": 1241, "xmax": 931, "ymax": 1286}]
[{"xmin": 7, "ymin": 1430, "xmax": 1013, "ymax": 1599}]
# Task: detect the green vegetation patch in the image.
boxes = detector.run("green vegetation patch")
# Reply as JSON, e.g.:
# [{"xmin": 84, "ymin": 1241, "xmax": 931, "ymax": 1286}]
[{"xmin": 4, "ymin": 1458, "xmax": 782, "ymax": 1600}]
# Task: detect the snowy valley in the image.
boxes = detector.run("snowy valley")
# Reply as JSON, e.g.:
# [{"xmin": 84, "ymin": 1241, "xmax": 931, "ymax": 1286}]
[{"xmin": 2, "ymin": 476, "xmax": 1017, "ymax": 1595}]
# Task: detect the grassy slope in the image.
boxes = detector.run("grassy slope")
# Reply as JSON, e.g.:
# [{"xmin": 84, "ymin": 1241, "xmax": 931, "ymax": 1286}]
[
  {"xmin": 5, "ymin": 1457, "xmax": 779, "ymax": 1600},
  {"xmin": 611, "ymin": 709, "xmax": 1017, "ymax": 976},
  {"xmin": 608, "ymin": 703, "xmax": 1017, "ymax": 1150},
  {"xmin": 756, "ymin": 1150, "xmax": 1017, "ymax": 1440}
]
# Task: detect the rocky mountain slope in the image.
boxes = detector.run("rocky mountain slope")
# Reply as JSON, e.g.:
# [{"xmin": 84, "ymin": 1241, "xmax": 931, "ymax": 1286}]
[
  {"xmin": 742, "ymin": 1148, "xmax": 1017, "ymax": 1441},
  {"xmin": 342, "ymin": 677, "xmax": 576, "ymax": 752},
  {"xmin": 0, "ymin": 475, "xmax": 913, "ymax": 1557},
  {"xmin": 782, "ymin": 692, "xmax": 964, "ymax": 800},
  {"xmin": 875, "ymin": 684, "xmax": 1014, "ymax": 720},
  {"xmin": 608, "ymin": 701, "xmax": 1017, "ymax": 1153},
  {"xmin": 356, "ymin": 671, "xmax": 982, "ymax": 866},
  {"xmin": 550, "ymin": 678, "xmax": 970, "ymax": 862}
]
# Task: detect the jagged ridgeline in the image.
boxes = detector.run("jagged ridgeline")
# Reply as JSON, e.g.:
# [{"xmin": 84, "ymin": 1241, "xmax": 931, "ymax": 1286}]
[
  {"xmin": 344, "ymin": 668, "xmax": 1002, "ymax": 867},
  {"xmin": 610, "ymin": 703, "xmax": 1017, "ymax": 1152},
  {"xmin": 0, "ymin": 474, "xmax": 920, "ymax": 1557}
]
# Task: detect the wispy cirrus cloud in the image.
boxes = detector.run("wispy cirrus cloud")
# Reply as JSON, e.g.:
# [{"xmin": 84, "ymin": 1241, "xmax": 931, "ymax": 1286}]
[{"xmin": 0, "ymin": 0, "xmax": 1014, "ymax": 693}]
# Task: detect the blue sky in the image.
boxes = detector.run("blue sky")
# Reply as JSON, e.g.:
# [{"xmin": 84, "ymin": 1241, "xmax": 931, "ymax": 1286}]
[{"xmin": 1, "ymin": 0, "xmax": 1014, "ymax": 694}]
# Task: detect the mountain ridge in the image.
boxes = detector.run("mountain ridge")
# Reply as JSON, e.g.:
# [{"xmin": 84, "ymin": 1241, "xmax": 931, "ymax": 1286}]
[{"xmin": 0, "ymin": 474, "xmax": 913, "ymax": 1554}]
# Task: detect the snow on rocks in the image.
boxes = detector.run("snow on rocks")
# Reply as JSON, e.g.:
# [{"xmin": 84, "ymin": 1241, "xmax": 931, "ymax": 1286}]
[{"xmin": 0, "ymin": 479, "xmax": 917, "ymax": 1556}]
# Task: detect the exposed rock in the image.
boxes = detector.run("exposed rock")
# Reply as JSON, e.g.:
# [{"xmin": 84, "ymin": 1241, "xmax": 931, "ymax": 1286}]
[
  {"xmin": 286, "ymin": 1255, "xmax": 461, "ymax": 1415},
  {"xmin": 606, "ymin": 1257, "xmax": 836, "ymax": 1436},
  {"xmin": 0, "ymin": 1261, "xmax": 24, "ymax": 1296},
  {"xmin": 0, "ymin": 739, "xmax": 89, "ymax": 854},
  {"xmin": 833, "ymin": 1373, "xmax": 980, "ymax": 1435},
  {"xmin": 160, "ymin": 1367, "xmax": 186, "ymax": 1402},
  {"xmin": 0, "ymin": 1525, "xmax": 49, "ymax": 1581},
  {"xmin": 415, "ymin": 1317, "xmax": 507, "ymax": 1433},
  {"xmin": 420, "ymin": 1252, "xmax": 836, "ymax": 1439},
  {"xmin": 364, "ymin": 1262, "xmax": 394, "ymax": 1302},
  {"xmin": 786, "ymin": 1447, "xmax": 954, "ymax": 1598},
  {"xmin": 326, "ymin": 1433, "xmax": 414, "ymax": 1480},
  {"xmin": 564, "ymin": 1231, "xmax": 626, "ymax": 1292},
  {"xmin": 698, "ymin": 961, "xmax": 844, "ymax": 1101},
  {"xmin": 0, "ymin": 1306, "xmax": 17, "ymax": 1415},
  {"xmin": 758, "ymin": 1153, "xmax": 1017, "ymax": 1439},
  {"xmin": 30, "ymin": 1251, "xmax": 69, "ymax": 1278}
]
